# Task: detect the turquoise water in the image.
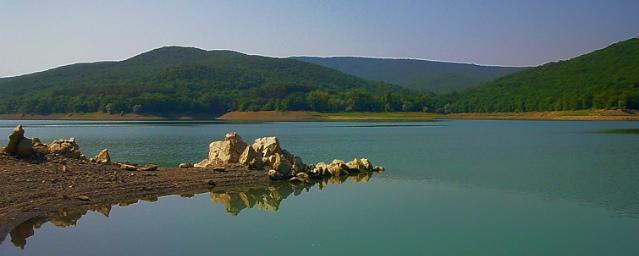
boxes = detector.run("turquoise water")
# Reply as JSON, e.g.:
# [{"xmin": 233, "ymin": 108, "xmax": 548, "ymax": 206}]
[{"xmin": 1, "ymin": 120, "xmax": 639, "ymax": 255}]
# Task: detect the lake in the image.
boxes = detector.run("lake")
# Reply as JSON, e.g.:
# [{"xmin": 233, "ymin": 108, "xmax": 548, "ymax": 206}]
[{"xmin": 1, "ymin": 120, "xmax": 639, "ymax": 255}]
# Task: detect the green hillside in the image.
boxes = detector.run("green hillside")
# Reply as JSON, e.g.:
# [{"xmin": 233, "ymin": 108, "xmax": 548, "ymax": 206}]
[
  {"xmin": 448, "ymin": 38, "xmax": 639, "ymax": 112},
  {"xmin": 0, "ymin": 47, "xmax": 435, "ymax": 115},
  {"xmin": 292, "ymin": 56, "xmax": 525, "ymax": 93}
]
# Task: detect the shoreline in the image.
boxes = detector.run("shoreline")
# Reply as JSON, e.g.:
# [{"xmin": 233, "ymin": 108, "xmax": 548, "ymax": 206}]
[
  {"xmin": 219, "ymin": 110, "xmax": 639, "ymax": 121},
  {"xmin": 0, "ymin": 153, "xmax": 271, "ymax": 241},
  {"xmin": 0, "ymin": 129, "xmax": 384, "ymax": 243},
  {"xmin": 1, "ymin": 109, "xmax": 638, "ymax": 122},
  {"xmin": 0, "ymin": 112, "xmax": 218, "ymax": 121}
]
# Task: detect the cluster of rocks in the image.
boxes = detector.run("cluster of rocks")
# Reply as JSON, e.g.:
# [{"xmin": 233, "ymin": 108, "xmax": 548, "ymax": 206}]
[
  {"xmin": 193, "ymin": 132, "xmax": 384, "ymax": 181},
  {"xmin": 3, "ymin": 126, "xmax": 384, "ymax": 180},
  {"xmin": 2, "ymin": 125, "xmax": 86, "ymax": 159},
  {"xmin": 2, "ymin": 125, "xmax": 113, "ymax": 165}
]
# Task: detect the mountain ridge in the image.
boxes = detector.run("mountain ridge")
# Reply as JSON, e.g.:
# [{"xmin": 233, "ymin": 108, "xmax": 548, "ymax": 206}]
[
  {"xmin": 292, "ymin": 56, "xmax": 526, "ymax": 93},
  {"xmin": 449, "ymin": 37, "xmax": 639, "ymax": 112},
  {"xmin": 0, "ymin": 46, "xmax": 430, "ymax": 115}
]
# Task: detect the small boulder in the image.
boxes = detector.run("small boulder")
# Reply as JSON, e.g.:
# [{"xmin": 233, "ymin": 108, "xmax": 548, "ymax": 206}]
[
  {"xmin": 373, "ymin": 166, "xmax": 385, "ymax": 172},
  {"xmin": 48, "ymin": 138, "xmax": 82, "ymax": 159},
  {"xmin": 93, "ymin": 149, "xmax": 111, "ymax": 164},
  {"xmin": 178, "ymin": 163, "xmax": 194, "ymax": 168},
  {"xmin": 360, "ymin": 158, "xmax": 373, "ymax": 171},
  {"xmin": 138, "ymin": 164, "xmax": 158, "ymax": 172},
  {"xmin": 346, "ymin": 158, "xmax": 373, "ymax": 172},
  {"xmin": 119, "ymin": 163, "xmax": 138, "ymax": 171}
]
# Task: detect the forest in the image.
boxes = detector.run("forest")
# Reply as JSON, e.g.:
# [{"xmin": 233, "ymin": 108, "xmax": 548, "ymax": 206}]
[{"xmin": 1, "ymin": 38, "xmax": 638, "ymax": 116}]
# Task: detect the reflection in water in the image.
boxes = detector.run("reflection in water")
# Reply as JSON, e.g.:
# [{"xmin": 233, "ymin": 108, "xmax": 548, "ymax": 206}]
[
  {"xmin": 2, "ymin": 172, "xmax": 374, "ymax": 249},
  {"xmin": 210, "ymin": 174, "xmax": 371, "ymax": 216},
  {"xmin": 7, "ymin": 204, "xmax": 112, "ymax": 249}
]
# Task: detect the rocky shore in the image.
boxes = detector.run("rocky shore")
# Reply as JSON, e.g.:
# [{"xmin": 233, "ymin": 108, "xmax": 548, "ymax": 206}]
[{"xmin": 0, "ymin": 125, "xmax": 385, "ymax": 243}]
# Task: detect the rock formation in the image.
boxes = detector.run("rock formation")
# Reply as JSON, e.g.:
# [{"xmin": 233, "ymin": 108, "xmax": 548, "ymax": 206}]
[
  {"xmin": 92, "ymin": 149, "xmax": 111, "ymax": 164},
  {"xmin": 47, "ymin": 138, "xmax": 83, "ymax": 159},
  {"xmin": 4, "ymin": 125, "xmax": 34, "ymax": 157},
  {"xmin": 195, "ymin": 132, "xmax": 384, "ymax": 180},
  {"xmin": 195, "ymin": 133, "xmax": 305, "ymax": 178}
]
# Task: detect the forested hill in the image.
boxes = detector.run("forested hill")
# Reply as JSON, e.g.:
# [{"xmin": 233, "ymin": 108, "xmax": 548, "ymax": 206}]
[
  {"xmin": 449, "ymin": 38, "xmax": 639, "ymax": 112},
  {"xmin": 0, "ymin": 47, "xmax": 436, "ymax": 115},
  {"xmin": 292, "ymin": 56, "xmax": 525, "ymax": 93}
]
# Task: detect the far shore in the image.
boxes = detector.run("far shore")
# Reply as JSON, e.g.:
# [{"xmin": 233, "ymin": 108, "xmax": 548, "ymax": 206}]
[
  {"xmin": 219, "ymin": 109, "xmax": 639, "ymax": 121},
  {"xmin": 1, "ymin": 109, "xmax": 638, "ymax": 122},
  {"xmin": 0, "ymin": 112, "xmax": 217, "ymax": 121}
]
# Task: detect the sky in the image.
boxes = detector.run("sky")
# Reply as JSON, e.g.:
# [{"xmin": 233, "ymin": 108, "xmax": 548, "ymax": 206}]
[{"xmin": 1, "ymin": 0, "xmax": 638, "ymax": 77}]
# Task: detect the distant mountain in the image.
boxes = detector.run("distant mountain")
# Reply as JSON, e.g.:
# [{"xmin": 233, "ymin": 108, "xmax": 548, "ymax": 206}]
[
  {"xmin": 292, "ymin": 56, "xmax": 525, "ymax": 93},
  {"xmin": 449, "ymin": 38, "xmax": 639, "ymax": 112},
  {"xmin": 0, "ymin": 46, "xmax": 432, "ymax": 115}
]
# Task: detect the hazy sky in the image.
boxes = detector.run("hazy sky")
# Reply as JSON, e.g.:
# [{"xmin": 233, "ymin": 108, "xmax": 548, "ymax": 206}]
[{"xmin": 1, "ymin": 0, "xmax": 638, "ymax": 77}]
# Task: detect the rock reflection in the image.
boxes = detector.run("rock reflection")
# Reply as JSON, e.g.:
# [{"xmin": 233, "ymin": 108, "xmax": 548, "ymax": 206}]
[
  {"xmin": 1, "ymin": 172, "xmax": 376, "ymax": 249},
  {"xmin": 210, "ymin": 172, "xmax": 374, "ymax": 216},
  {"xmin": 5, "ymin": 204, "xmax": 112, "ymax": 249}
]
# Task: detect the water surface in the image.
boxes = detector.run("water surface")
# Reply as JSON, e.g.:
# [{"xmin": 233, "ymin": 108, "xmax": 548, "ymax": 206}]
[{"xmin": 1, "ymin": 120, "xmax": 639, "ymax": 255}]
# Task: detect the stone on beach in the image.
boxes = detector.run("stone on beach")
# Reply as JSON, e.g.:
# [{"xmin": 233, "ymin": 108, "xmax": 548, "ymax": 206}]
[
  {"xmin": 5, "ymin": 125, "xmax": 34, "ymax": 157},
  {"xmin": 178, "ymin": 163, "xmax": 194, "ymax": 168},
  {"xmin": 93, "ymin": 149, "xmax": 111, "ymax": 164}
]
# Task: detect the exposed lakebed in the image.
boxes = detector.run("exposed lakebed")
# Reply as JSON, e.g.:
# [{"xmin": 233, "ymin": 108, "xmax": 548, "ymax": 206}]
[{"xmin": 1, "ymin": 120, "xmax": 639, "ymax": 255}]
